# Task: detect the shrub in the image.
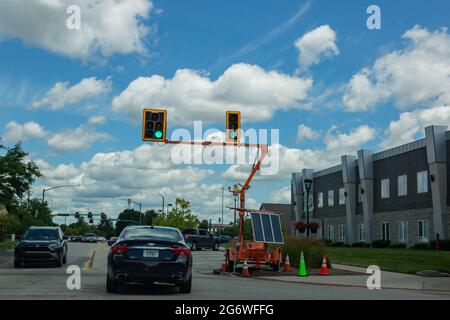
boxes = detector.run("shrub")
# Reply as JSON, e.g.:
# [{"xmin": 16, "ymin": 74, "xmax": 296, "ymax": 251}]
[
  {"xmin": 371, "ymin": 240, "xmax": 391, "ymax": 248},
  {"xmin": 388, "ymin": 243, "xmax": 407, "ymax": 249},
  {"xmin": 430, "ymin": 240, "xmax": 450, "ymax": 251},
  {"xmin": 352, "ymin": 242, "xmax": 370, "ymax": 248},
  {"xmin": 412, "ymin": 243, "xmax": 430, "ymax": 250},
  {"xmin": 329, "ymin": 242, "xmax": 345, "ymax": 247},
  {"xmin": 281, "ymin": 238, "xmax": 328, "ymax": 269}
]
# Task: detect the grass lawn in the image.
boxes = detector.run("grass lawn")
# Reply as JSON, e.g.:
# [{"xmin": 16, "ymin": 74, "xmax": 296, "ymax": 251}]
[
  {"xmin": 325, "ymin": 247, "xmax": 450, "ymax": 274},
  {"xmin": 0, "ymin": 240, "xmax": 16, "ymax": 251}
]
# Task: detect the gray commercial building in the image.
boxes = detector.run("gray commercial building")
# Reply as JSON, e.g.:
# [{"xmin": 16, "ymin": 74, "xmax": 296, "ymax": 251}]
[{"xmin": 290, "ymin": 125, "xmax": 450, "ymax": 246}]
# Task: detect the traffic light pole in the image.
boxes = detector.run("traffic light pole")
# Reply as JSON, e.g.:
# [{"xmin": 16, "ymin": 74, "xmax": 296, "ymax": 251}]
[{"xmin": 164, "ymin": 140, "xmax": 269, "ymax": 246}]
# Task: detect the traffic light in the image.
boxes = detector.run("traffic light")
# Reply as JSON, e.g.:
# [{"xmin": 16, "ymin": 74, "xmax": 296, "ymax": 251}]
[
  {"xmin": 142, "ymin": 109, "xmax": 167, "ymax": 142},
  {"xmin": 88, "ymin": 212, "xmax": 93, "ymax": 224},
  {"xmin": 226, "ymin": 111, "xmax": 241, "ymax": 142},
  {"xmin": 101, "ymin": 212, "xmax": 107, "ymax": 221},
  {"xmin": 75, "ymin": 212, "xmax": 80, "ymax": 219}
]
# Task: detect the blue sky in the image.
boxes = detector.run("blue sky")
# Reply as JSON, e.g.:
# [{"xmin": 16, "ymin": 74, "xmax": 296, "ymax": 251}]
[{"xmin": 0, "ymin": 0, "xmax": 449, "ymax": 223}]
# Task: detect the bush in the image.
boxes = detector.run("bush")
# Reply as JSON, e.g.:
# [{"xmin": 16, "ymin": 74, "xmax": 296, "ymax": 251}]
[
  {"xmin": 0, "ymin": 240, "xmax": 16, "ymax": 251},
  {"xmin": 371, "ymin": 239, "xmax": 391, "ymax": 248},
  {"xmin": 281, "ymin": 238, "xmax": 329, "ymax": 269},
  {"xmin": 430, "ymin": 240, "xmax": 450, "ymax": 251},
  {"xmin": 352, "ymin": 242, "xmax": 370, "ymax": 248},
  {"xmin": 329, "ymin": 242, "xmax": 345, "ymax": 247},
  {"xmin": 389, "ymin": 243, "xmax": 407, "ymax": 249},
  {"xmin": 412, "ymin": 243, "xmax": 430, "ymax": 250}
]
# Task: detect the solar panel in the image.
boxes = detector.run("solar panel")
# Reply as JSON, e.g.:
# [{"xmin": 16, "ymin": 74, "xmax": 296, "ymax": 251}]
[{"xmin": 250, "ymin": 212, "xmax": 284, "ymax": 244}]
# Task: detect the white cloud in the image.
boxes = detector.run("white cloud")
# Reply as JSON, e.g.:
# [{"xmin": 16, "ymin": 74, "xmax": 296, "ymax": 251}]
[
  {"xmin": 297, "ymin": 124, "xmax": 320, "ymax": 142},
  {"xmin": 295, "ymin": 25, "xmax": 339, "ymax": 69},
  {"xmin": 112, "ymin": 63, "xmax": 313, "ymax": 124},
  {"xmin": 269, "ymin": 187, "xmax": 291, "ymax": 203},
  {"xmin": 343, "ymin": 26, "xmax": 450, "ymax": 112},
  {"xmin": 0, "ymin": 0, "xmax": 153, "ymax": 60},
  {"xmin": 47, "ymin": 125, "xmax": 110, "ymax": 153},
  {"xmin": 3, "ymin": 121, "xmax": 47, "ymax": 143},
  {"xmin": 380, "ymin": 105, "xmax": 450, "ymax": 149},
  {"xmin": 88, "ymin": 115, "xmax": 107, "ymax": 125},
  {"xmin": 32, "ymin": 77, "xmax": 111, "ymax": 110}
]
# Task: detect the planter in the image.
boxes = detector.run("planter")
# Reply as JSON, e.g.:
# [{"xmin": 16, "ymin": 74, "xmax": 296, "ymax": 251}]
[
  {"xmin": 298, "ymin": 228, "xmax": 306, "ymax": 234},
  {"xmin": 310, "ymin": 228, "xmax": 318, "ymax": 234}
]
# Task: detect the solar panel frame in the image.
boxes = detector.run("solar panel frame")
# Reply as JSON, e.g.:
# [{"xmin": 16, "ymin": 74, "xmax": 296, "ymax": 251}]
[{"xmin": 250, "ymin": 212, "xmax": 284, "ymax": 244}]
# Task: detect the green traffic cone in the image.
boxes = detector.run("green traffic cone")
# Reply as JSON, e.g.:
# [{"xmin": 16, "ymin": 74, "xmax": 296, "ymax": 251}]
[{"xmin": 298, "ymin": 251, "xmax": 308, "ymax": 277}]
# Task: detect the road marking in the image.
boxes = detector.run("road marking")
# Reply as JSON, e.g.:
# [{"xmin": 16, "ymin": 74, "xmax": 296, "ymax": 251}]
[{"xmin": 82, "ymin": 242, "xmax": 104, "ymax": 271}]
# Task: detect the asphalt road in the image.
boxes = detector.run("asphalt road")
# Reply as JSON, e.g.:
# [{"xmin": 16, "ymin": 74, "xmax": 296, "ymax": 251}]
[{"xmin": 0, "ymin": 243, "xmax": 449, "ymax": 300}]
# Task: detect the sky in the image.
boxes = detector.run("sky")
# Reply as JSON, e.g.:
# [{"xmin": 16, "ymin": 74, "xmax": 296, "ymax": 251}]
[{"xmin": 0, "ymin": 0, "xmax": 449, "ymax": 224}]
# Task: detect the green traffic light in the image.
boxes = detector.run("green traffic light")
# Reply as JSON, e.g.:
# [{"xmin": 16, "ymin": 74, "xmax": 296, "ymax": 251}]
[{"xmin": 155, "ymin": 131, "xmax": 163, "ymax": 139}]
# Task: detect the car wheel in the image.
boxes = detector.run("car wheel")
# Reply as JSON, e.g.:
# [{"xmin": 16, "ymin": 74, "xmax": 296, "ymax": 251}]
[
  {"xmin": 179, "ymin": 275, "xmax": 192, "ymax": 293},
  {"xmin": 63, "ymin": 254, "xmax": 67, "ymax": 264},
  {"xmin": 106, "ymin": 275, "xmax": 119, "ymax": 293},
  {"xmin": 213, "ymin": 243, "xmax": 219, "ymax": 251},
  {"xmin": 55, "ymin": 253, "xmax": 63, "ymax": 267},
  {"xmin": 14, "ymin": 259, "xmax": 21, "ymax": 268},
  {"xmin": 191, "ymin": 242, "xmax": 198, "ymax": 251}
]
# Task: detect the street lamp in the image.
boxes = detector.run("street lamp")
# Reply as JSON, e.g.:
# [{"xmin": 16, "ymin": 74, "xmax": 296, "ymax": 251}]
[
  {"xmin": 158, "ymin": 193, "xmax": 165, "ymax": 214},
  {"xmin": 167, "ymin": 203, "xmax": 172, "ymax": 213},
  {"xmin": 42, "ymin": 184, "xmax": 79, "ymax": 203},
  {"xmin": 304, "ymin": 179, "xmax": 313, "ymax": 238}
]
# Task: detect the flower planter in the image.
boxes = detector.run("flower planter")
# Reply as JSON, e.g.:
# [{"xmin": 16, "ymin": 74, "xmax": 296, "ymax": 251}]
[
  {"xmin": 298, "ymin": 228, "xmax": 306, "ymax": 233},
  {"xmin": 310, "ymin": 228, "xmax": 318, "ymax": 234}
]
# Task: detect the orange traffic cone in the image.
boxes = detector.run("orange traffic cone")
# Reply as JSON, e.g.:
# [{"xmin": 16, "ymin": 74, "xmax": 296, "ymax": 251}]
[
  {"xmin": 221, "ymin": 252, "xmax": 227, "ymax": 272},
  {"xmin": 319, "ymin": 256, "xmax": 329, "ymax": 275},
  {"xmin": 284, "ymin": 254, "xmax": 291, "ymax": 272},
  {"xmin": 242, "ymin": 260, "xmax": 250, "ymax": 277}
]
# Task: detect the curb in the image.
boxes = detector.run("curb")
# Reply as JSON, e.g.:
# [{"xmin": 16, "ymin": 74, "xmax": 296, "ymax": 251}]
[
  {"xmin": 82, "ymin": 243, "xmax": 102, "ymax": 271},
  {"xmin": 253, "ymin": 276, "xmax": 450, "ymax": 293}
]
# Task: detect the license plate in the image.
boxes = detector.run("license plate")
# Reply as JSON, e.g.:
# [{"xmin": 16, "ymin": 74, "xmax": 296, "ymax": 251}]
[{"xmin": 143, "ymin": 249, "xmax": 159, "ymax": 258}]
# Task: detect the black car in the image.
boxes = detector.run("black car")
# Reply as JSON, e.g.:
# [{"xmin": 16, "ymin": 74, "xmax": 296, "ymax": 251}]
[
  {"xmin": 182, "ymin": 228, "xmax": 219, "ymax": 251},
  {"xmin": 14, "ymin": 226, "xmax": 68, "ymax": 268},
  {"xmin": 106, "ymin": 225, "xmax": 192, "ymax": 294}
]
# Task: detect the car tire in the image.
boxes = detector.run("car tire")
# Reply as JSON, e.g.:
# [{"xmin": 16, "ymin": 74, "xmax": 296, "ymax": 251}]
[
  {"xmin": 213, "ymin": 243, "xmax": 219, "ymax": 251},
  {"xmin": 14, "ymin": 259, "xmax": 21, "ymax": 268},
  {"xmin": 191, "ymin": 242, "xmax": 198, "ymax": 251},
  {"xmin": 179, "ymin": 275, "xmax": 192, "ymax": 294},
  {"xmin": 55, "ymin": 253, "xmax": 63, "ymax": 267},
  {"xmin": 63, "ymin": 254, "xmax": 67, "ymax": 264},
  {"xmin": 106, "ymin": 275, "xmax": 119, "ymax": 293}
]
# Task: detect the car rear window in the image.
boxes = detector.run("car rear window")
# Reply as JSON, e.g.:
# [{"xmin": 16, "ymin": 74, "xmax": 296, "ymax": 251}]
[{"xmin": 124, "ymin": 228, "xmax": 181, "ymax": 241}]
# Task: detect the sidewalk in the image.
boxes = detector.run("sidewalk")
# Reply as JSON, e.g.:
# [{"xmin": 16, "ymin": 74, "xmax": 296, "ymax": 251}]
[{"xmin": 256, "ymin": 263, "xmax": 450, "ymax": 292}]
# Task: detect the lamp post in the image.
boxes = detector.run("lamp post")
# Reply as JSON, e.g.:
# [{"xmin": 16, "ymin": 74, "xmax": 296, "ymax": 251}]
[
  {"xmin": 159, "ymin": 193, "xmax": 165, "ymax": 214},
  {"xmin": 167, "ymin": 203, "xmax": 172, "ymax": 213},
  {"xmin": 304, "ymin": 179, "xmax": 313, "ymax": 238},
  {"xmin": 42, "ymin": 184, "xmax": 79, "ymax": 203}
]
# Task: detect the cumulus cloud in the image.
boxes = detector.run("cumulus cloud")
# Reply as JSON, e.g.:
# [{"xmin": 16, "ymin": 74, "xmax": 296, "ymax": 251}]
[
  {"xmin": 112, "ymin": 63, "xmax": 313, "ymax": 124},
  {"xmin": 47, "ymin": 125, "xmax": 110, "ymax": 153},
  {"xmin": 295, "ymin": 25, "xmax": 339, "ymax": 69},
  {"xmin": 3, "ymin": 121, "xmax": 47, "ymax": 143},
  {"xmin": 32, "ymin": 77, "xmax": 112, "ymax": 110},
  {"xmin": 297, "ymin": 124, "xmax": 320, "ymax": 142},
  {"xmin": 343, "ymin": 26, "xmax": 450, "ymax": 112},
  {"xmin": 88, "ymin": 115, "xmax": 107, "ymax": 125},
  {"xmin": 0, "ymin": 0, "xmax": 153, "ymax": 60},
  {"xmin": 269, "ymin": 187, "xmax": 291, "ymax": 203}
]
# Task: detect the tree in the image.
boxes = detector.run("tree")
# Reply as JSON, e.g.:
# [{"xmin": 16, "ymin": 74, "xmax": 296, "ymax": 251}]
[
  {"xmin": 143, "ymin": 209, "xmax": 159, "ymax": 225},
  {"xmin": 153, "ymin": 198, "xmax": 199, "ymax": 231},
  {"xmin": 115, "ymin": 209, "xmax": 141, "ymax": 236},
  {"xmin": 0, "ymin": 214, "xmax": 21, "ymax": 241},
  {"xmin": 198, "ymin": 219, "xmax": 209, "ymax": 230},
  {"xmin": 97, "ymin": 218, "xmax": 116, "ymax": 239},
  {"xmin": 0, "ymin": 142, "xmax": 41, "ymax": 211}
]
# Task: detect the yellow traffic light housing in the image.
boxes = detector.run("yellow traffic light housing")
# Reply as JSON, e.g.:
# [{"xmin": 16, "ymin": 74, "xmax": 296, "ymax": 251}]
[
  {"xmin": 142, "ymin": 109, "xmax": 167, "ymax": 142},
  {"xmin": 226, "ymin": 111, "xmax": 241, "ymax": 142}
]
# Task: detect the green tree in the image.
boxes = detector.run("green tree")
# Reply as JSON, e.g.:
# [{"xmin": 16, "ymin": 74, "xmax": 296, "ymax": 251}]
[
  {"xmin": 198, "ymin": 219, "xmax": 209, "ymax": 229},
  {"xmin": 153, "ymin": 198, "xmax": 199, "ymax": 231},
  {"xmin": 0, "ymin": 142, "xmax": 41, "ymax": 211},
  {"xmin": 0, "ymin": 214, "xmax": 21, "ymax": 241},
  {"xmin": 97, "ymin": 218, "xmax": 116, "ymax": 239},
  {"xmin": 115, "ymin": 209, "xmax": 141, "ymax": 236},
  {"xmin": 142, "ymin": 209, "xmax": 159, "ymax": 225}
]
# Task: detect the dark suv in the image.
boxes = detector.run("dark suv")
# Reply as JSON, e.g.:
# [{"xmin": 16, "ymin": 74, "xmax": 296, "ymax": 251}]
[
  {"xmin": 14, "ymin": 226, "xmax": 68, "ymax": 268},
  {"xmin": 182, "ymin": 228, "xmax": 219, "ymax": 251}
]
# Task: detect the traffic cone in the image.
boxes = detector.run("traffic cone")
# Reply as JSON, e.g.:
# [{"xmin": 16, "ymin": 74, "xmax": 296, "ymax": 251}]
[
  {"xmin": 284, "ymin": 254, "xmax": 291, "ymax": 272},
  {"xmin": 298, "ymin": 251, "xmax": 308, "ymax": 277},
  {"xmin": 320, "ymin": 256, "xmax": 329, "ymax": 275},
  {"xmin": 221, "ymin": 252, "xmax": 227, "ymax": 272},
  {"xmin": 242, "ymin": 260, "xmax": 250, "ymax": 277}
]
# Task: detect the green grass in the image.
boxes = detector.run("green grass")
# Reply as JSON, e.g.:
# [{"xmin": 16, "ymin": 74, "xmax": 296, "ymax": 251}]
[
  {"xmin": 0, "ymin": 240, "xmax": 16, "ymax": 251},
  {"xmin": 325, "ymin": 247, "xmax": 450, "ymax": 274}
]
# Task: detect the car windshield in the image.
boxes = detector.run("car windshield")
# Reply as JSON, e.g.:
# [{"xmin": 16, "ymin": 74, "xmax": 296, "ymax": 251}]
[
  {"xmin": 124, "ymin": 227, "xmax": 181, "ymax": 241},
  {"xmin": 23, "ymin": 229, "xmax": 59, "ymax": 241}
]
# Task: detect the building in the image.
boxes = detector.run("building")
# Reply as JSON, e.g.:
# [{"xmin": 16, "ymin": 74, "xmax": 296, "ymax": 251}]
[
  {"xmin": 259, "ymin": 203, "xmax": 294, "ymax": 237},
  {"xmin": 291, "ymin": 125, "xmax": 449, "ymax": 246}
]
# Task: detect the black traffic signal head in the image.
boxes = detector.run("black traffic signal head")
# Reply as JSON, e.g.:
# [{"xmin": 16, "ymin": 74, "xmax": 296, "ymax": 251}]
[
  {"xmin": 88, "ymin": 211, "xmax": 92, "ymax": 219},
  {"xmin": 226, "ymin": 111, "xmax": 241, "ymax": 142},
  {"xmin": 75, "ymin": 212, "xmax": 80, "ymax": 219},
  {"xmin": 89, "ymin": 217, "xmax": 94, "ymax": 224},
  {"xmin": 142, "ymin": 109, "xmax": 167, "ymax": 142},
  {"xmin": 101, "ymin": 212, "xmax": 107, "ymax": 221}
]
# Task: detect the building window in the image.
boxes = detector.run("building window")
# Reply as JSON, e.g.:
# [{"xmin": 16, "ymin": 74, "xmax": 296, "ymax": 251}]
[
  {"xmin": 328, "ymin": 190, "xmax": 334, "ymax": 207},
  {"xmin": 358, "ymin": 184, "xmax": 362, "ymax": 202},
  {"xmin": 328, "ymin": 225, "xmax": 334, "ymax": 241},
  {"xmin": 381, "ymin": 179, "xmax": 390, "ymax": 199},
  {"xmin": 338, "ymin": 225, "xmax": 345, "ymax": 241},
  {"xmin": 339, "ymin": 188, "xmax": 345, "ymax": 205},
  {"xmin": 381, "ymin": 222, "xmax": 390, "ymax": 241},
  {"xmin": 357, "ymin": 223, "xmax": 364, "ymax": 242},
  {"xmin": 418, "ymin": 220, "xmax": 429, "ymax": 242},
  {"xmin": 398, "ymin": 221, "xmax": 408, "ymax": 243},
  {"xmin": 417, "ymin": 171, "xmax": 428, "ymax": 194},
  {"xmin": 398, "ymin": 175, "xmax": 407, "ymax": 197},
  {"xmin": 317, "ymin": 192, "xmax": 323, "ymax": 208}
]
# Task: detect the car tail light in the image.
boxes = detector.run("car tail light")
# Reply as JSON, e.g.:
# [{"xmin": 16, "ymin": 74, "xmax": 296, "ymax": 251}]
[
  {"xmin": 111, "ymin": 245, "xmax": 129, "ymax": 254},
  {"xmin": 172, "ymin": 247, "xmax": 191, "ymax": 256}
]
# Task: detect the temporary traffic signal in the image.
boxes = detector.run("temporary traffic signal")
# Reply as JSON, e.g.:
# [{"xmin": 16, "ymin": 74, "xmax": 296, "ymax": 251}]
[
  {"xmin": 142, "ymin": 109, "xmax": 167, "ymax": 142},
  {"xmin": 226, "ymin": 111, "xmax": 241, "ymax": 142}
]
